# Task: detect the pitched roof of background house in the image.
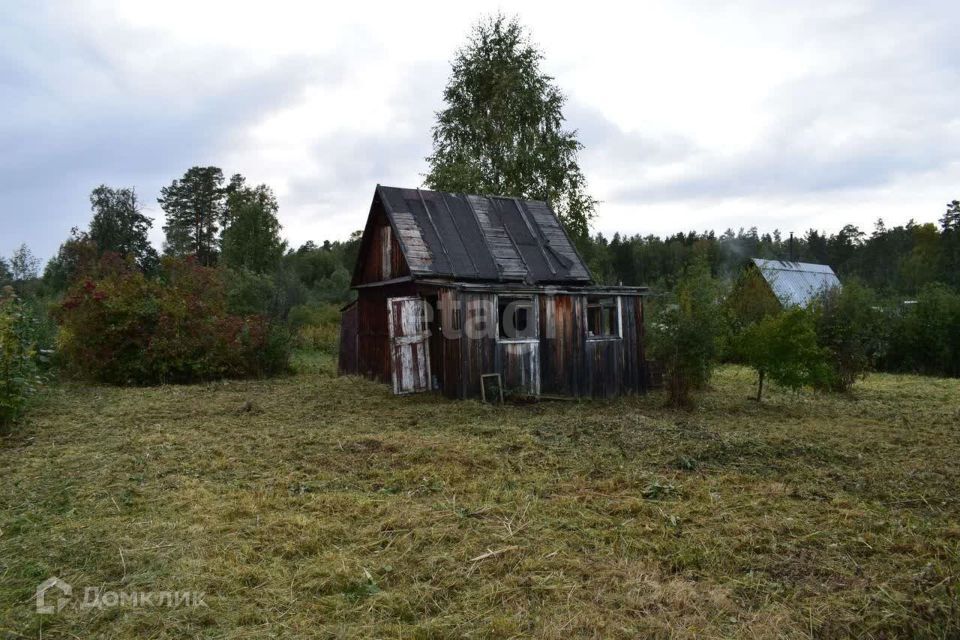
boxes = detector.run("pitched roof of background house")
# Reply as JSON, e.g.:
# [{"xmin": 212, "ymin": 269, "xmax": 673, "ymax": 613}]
[
  {"xmin": 751, "ymin": 258, "xmax": 841, "ymax": 308},
  {"xmin": 373, "ymin": 185, "xmax": 592, "ymax": 284}
]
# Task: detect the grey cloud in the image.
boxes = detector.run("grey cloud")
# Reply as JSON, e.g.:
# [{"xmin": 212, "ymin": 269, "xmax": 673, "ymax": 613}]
[
  {"xmin": 4, "ymin": 0, "xmax": 960, "ymax": 260},
  {"xmin": 0, "ymin": 4, "xmax": 342, "ymax": 260},
  {"xmin": 569, "ymin": 102, "xmax": 697, "ymax": 168},
  {"xmin": 550, "ymin": 0, "xmax": 960, "ymax": 209},
  {"xmin": 602, "ymin": 15, "xmax": 960, "ymax": 205},
  {"xmin": 280, "ymin": 62, "xmax": 447, "ymax": 241}
]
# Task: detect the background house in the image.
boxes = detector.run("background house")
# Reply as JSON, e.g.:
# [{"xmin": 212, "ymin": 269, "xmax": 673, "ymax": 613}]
[
  {"xmin": 749, "ymin": 258, "xmax": 842, "ymax": 308},
  {"xmin": 338, "ymin": 185, "xmax": 652, "ymax": 399}
]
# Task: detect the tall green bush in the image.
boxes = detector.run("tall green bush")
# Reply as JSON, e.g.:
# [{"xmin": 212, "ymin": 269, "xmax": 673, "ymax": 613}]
[
  {"xmin": 723, "ymin": 266, "xmax": 783, "ymax": 363},
  {"xmin": 0, "ymin": 288, "xmax": 42, "ymax": 430},
  {"xmin": 648, "ymin": 256, "xmax": 724, "ymax": 407},
  {"xmin": 811, "ymin": 281, "xmax": 887, "ymax": 390},
  {"xmin": 739, "ymin": 308, "xmax": 830, "ymax": 401}
]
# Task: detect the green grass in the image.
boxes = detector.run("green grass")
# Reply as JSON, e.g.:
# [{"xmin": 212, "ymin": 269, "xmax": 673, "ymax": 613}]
[{"xmin": 1, "ymin": 361, "xmax": 958, "ymax": 638}]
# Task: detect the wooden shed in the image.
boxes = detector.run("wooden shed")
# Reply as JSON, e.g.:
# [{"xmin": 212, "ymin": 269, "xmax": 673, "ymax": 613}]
[{"xmin": 338, "ymin": 185, "xmax": 653, "ymax": 399}]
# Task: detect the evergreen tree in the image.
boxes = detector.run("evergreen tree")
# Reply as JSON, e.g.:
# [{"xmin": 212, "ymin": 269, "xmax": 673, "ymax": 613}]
[
  {"xmin": 88, "ymin": 185, "xmax": 158, "ymax": 270},
  {"xmin": 942, "ymin": 200, "xmax": 960, "ymax": 231},
  {"xmin": 804, "ymin": 229, "xmax": 829, "ymax": 264},
  {"xmin": 827, "ymin": 224, "xmax": 865, "ymax": 273},
  {"xmin": 940, "ymin": 200, "xmax": 960, "ymax": 288},
  {"xmin": 425, "ymin": 14, "xmax": 596, "ymax": 239},
  {"xmin": 222, "ymin": 173, "xmax": 249, "ymax": 231},
  {"xmin": 159, "ymin": 166, "xmax": 226, "ymax": 266},
  {"xmin": 899, "ymin": 223, "xmax": 942, "ymax": 294}
]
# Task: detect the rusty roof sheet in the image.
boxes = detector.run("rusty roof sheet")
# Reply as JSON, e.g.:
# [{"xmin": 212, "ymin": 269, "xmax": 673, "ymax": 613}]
[{"xmin": 752, "ymin": 258, "xmax": 841, "ymax": 308}]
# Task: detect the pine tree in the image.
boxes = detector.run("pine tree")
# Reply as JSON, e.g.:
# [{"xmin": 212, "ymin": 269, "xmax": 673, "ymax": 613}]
[
  {"xmin": 940, "ymin": 200, "xmax": 960, "ymax": 288},
  {"xmin": 222, "ymin": 173, "xmax": 248, "ymax": 231},
  {"xmin": 159, "ymin": 167, "xmax": 226, "ymax": 266},
  {"xmin": 425, "ymin": 14, "xmax": 596, "ymax": 239},
  {"xmin": 941, "ymin": 200, "xmax": 960, "ymax": 231}
]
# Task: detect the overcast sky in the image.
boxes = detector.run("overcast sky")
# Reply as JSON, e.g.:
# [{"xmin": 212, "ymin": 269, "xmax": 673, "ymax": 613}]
[{"xmin": 3, "ymin": 0, "xmax": 959, "ymax": 263}]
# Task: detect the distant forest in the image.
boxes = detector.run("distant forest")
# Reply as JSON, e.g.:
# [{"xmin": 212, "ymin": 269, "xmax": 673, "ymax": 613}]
[{"xmin": 583, "ymin": 206, "xmax": 960, "ymax": 296}]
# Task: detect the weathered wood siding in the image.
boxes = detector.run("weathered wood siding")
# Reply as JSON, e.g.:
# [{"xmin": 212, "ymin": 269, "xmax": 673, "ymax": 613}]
[
  {"xmin": 338, "ymin": 302, "xmax": 358, "ymax": 375},
  {"xmin": 355, "ymin": 207, "xmax": 410, "ymax": 285},
  {"xmin": 580, "ymin": 295, "xmax": 647, "ymax": 397},
  {"xmin": 455, "ymin": 292, "xmax": 543, "ymax": 398},
  {"xmin": 458, "ymin": 292, "xmax": 496, "ymax": 398},
  {"xmin": 620, "ymin": 296, "xmax": 646, "ymax": 394},
  {"xmin": 438, "ymin": 288, "xmax": 462, "ymax": 399},
  {"xmin": 585, "ymin": 338, "xmax": 623, "ymax": 398},
  {"xmin": 538, "ymin": 294, "xmax": 647, "ymax": 398},
  {"xmin": 449, "ymin": 291, "xmax": 648, "ymax": 399},
  {"xmin": 499, "ymin": 340, "xmax": 540, "ymax": 396},
  {"xmin": 539, "ymin": 294, "xmax": 581, "ymax": 395},
  {"xmin": 347, "ymin": 283, "xmax": 648, "ymax": 399},
  {"xmin": 355, "ymin": 282, "xmax": 417, "ymax": 384}
]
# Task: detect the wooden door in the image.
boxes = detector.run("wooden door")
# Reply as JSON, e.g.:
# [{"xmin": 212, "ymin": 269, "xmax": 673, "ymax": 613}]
[
  {"xmin": 500, "ymin": 341, "xmax": 540, "ymax": 396},
  {"xmin": 497, "ymin": 295, "xmax": 540, "ymax": 396},
  {"xmin": 387, "ymin": 296, "xmax": 431, "ymax": 394}
]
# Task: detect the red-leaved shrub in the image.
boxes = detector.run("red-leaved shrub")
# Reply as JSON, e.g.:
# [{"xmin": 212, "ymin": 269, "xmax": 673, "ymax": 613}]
[{"xmin": 56, "ymin": 257, "xmax": 289, "ymax": 384}]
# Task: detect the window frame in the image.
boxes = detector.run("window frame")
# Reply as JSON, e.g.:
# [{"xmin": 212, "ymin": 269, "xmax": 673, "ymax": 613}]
[
  {"xmin": 495, "ymin": 294, "xmax": 539, "ymax": 343},
  {"xmin": 585, "ymin": 295, "xmax": 623, "ymax": 341}
]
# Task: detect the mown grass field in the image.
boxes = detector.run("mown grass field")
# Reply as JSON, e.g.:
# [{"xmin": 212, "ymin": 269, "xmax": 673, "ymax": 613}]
[{"xmin": 2, "ymin": 356, "xmax": 959, "ymax": 638}]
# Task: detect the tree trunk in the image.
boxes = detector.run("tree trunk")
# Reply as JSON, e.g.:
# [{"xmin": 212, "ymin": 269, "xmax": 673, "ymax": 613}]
[{"xmin": 756, "ymin": 369, "xmax": 765, "ymax": 403}]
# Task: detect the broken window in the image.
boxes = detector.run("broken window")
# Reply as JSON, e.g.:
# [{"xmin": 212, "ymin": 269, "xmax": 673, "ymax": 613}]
[
  {"xmin": 498, "ymin": 296, "xmax": 536, "ymax": 340},
  {"xmin": 586, "ymin": 296, "xmax": 619, "ymax": 338}
]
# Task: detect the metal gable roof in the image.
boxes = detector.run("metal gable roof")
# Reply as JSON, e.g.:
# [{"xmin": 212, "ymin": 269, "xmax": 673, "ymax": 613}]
[
  {"xmin": 376, "ymin": 185, "xmax": 592, "ymax": 284},
  {"xmin": 752, "ymin": 258, "xmax": 841, "ymax": 308}
]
